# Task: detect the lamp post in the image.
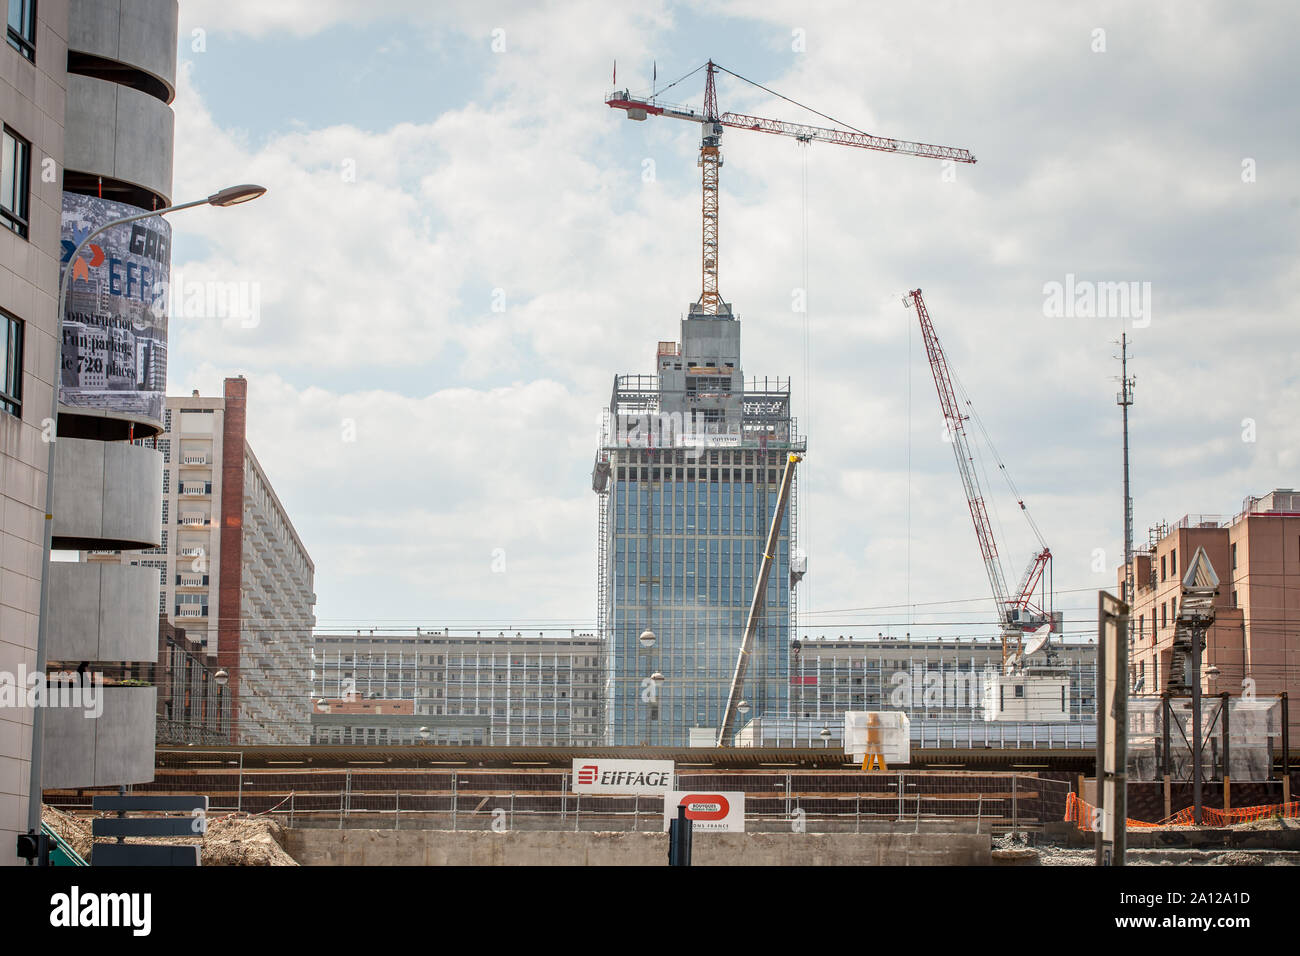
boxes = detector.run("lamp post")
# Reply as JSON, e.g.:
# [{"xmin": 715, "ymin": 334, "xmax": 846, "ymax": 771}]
[
  {"xmin": 637, "ymin": 628, "xmax": 655, "ymax": 746},
  {"xmin": 23, "ymin": 185, "xmax": 267, "ymax": 852},
  {"xmin": 648, "ymin": 671, "xmax": 665, "ymax": 747}
]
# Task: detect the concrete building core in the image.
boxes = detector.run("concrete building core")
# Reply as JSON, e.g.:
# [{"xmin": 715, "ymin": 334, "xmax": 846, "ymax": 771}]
[{"xmin": 593, "ymin": 300, "xmax": 805, "ymax": 746}]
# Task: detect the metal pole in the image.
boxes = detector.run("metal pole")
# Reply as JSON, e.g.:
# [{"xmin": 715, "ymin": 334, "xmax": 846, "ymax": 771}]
[
  {"xmin": 1118, "ymin": 334, "xmax": 1136, "ymax": 688},
  {"xmin": 237, "ymin": 751, "xmax": 244, "ymax": 813},
  {"xmin": 1012, "ymin": 773, "xmax": 1018, "ymax": 832},
  {"xmin": 1170, "ymin": 691, "xmax": 1180, "ymax": 816},
  {"xmin": 25, "ymin": 195, "xmax": 221, "ymax": 846},
  {"xmin": 1191, "ymin": 625, "xmax": 1204, "ymax": 826},
  {"xmin": 1281, "ymin": 693, "xmax": 1290, "ymax": 806},
  {"xmin": 1221, "ymin": 692, "xmax": 1231, "ymax": 812}
]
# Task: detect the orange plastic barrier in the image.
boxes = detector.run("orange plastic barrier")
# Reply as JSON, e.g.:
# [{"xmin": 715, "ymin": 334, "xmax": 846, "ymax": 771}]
[
  {"xmin": 1063, "ymin": 791, "xmax": 1161, "ymax": 831},
  {"xmin": 1161, "ymin": 801, "xmax": 1300, "ymax": 827},
  {"xmin": 1063, "ymin": 791, "xmax": 1300, "ymax": 829}
]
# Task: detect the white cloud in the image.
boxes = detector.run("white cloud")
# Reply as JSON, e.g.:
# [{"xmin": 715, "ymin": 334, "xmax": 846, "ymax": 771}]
[{"xmin": 166, "ymin": 1, "xmax": 1300, "ymax": 636}]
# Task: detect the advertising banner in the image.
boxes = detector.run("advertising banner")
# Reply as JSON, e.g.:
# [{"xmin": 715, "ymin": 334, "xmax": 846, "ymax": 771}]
[
  {"xmin": 662, "ymin": 791, "xmax": 745, "ymax": 832},
  {"xmin": 571, "ymin": 758, "xmax": 673, "ymax": 795},
  {"xmin": 59, "ymin": 193, "xmax": 171, "ymax": 425}
]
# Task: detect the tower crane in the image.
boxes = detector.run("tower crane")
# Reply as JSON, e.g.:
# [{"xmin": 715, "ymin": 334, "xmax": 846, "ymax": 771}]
[
  {"xmin": 607, "ymin": 61, "xmax": 976, "ymax": 315},
  {"xmin": 905, "ymin": 289, "xmax": 1054, "ymax": 673}
]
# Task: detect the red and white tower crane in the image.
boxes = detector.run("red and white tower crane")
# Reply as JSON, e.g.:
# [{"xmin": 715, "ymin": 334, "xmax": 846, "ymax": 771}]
[
  {"xmin": 607, "ymin": 61, "xmax": 977, "ymax": 315},
  {"xmin": 906, "ymin": 288, "xmax": 1054, "ymax": 671}
]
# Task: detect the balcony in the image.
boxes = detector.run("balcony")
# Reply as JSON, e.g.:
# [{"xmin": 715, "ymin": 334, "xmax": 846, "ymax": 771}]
[
  {"xmin": 176, "ymin": 607, "xmax": 207, "ymax": 619},
  {"xmin": 177, "ymin": 574, "xmax": 207, "ymax": 588},
  {"xmin": 179, "ymin": 514, "xmax": 209, "ymax": 527},
  {"xmin": 180, "ymin": 482, "xmax": 211, "ymax": 496},
  {"xmin": 181, "ymin": 455, "xmax": 209, "ymax": 465}
]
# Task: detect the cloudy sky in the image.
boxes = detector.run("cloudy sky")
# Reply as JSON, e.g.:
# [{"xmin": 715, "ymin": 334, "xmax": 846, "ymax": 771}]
[{"xmin": 165, "ymin": 0, "xmax": 1300, "ymax": 642}]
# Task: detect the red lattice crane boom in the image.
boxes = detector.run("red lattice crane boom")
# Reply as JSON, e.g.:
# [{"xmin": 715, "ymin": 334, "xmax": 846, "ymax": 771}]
[{"xmin": 907, "ymin": 289, "xmax": 1052, "ymax": 669}]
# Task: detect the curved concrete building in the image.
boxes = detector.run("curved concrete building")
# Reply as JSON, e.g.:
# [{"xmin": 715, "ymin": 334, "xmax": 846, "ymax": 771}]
[
  {"xmin": 64, "ymin": 0, "xmax": 176, "ymax": 211},
  {"xmin": 38, "ymin": 0, "xmax": 179, "ymax": 796},
  {"xmin": 3, "ymin": 0, "xmax": 184, "ymax": 864}
]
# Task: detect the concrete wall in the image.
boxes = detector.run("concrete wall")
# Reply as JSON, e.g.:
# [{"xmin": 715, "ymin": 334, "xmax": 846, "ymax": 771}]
[
  {"xmin": 0, "ymin": 0, "xmax": 70, "ymax": 866},
  {"xmin": 51, "ymin": 437, "xmax": 162, "ymax": 548},
  {"xmin": 42, "ymin": 686, "xmax": 156, "ymax": 788},
  {"xmin": 63, "ymin": 74, "xmax": 174, "ymax": 203},
  {"xmin": 283, "ymin": 828, "xmax": 991, "ymax": 866},
  {"xmin": 48, "ymin": 562, "xmax": 160, "ymax": 660},
  {"xmin": 68, "ymin": 0, "xmax": 178, "ymax": 99}
]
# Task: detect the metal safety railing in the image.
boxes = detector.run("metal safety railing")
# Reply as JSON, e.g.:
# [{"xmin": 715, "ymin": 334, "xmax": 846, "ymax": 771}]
[{"xmin": 45, "ymin": 760, "xmax": 1074, "ymax": 836}]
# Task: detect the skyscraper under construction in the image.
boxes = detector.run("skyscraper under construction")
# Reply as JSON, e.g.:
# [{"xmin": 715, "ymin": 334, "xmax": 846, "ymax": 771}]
[{"xmin": 592, "ymin": 300, "xmax": 805, "ymax": 746}]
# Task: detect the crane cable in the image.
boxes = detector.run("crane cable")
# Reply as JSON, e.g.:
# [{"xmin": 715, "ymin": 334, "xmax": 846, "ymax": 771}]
[
  {"xmin": 800, "ymin": 138, "xmax": 812, "ymax": 634},
  {"xmin": 640, "ymin": 62, "xmax": 706, "ymax": 101},
  {"xmin": 950, "ymin": 366, "xmax": 1048, "ymax": 550},
  {"xmin": 712, "ymin": 62, "xmax": 870, "ymax": 136}
]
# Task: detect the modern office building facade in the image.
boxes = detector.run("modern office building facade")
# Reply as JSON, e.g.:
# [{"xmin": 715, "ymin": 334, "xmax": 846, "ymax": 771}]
[
  {"xmin": 2, "ymin": 0, "xmax": 181, "ymax": 862},
  {"xmin": 92, "ymin": 376, "xmax": 317, "ymax": 745},
  {"xmin": 311, "ymin": 630, "xmax": 603, "ymax": 746},
  {"xmin": 592, "ymin": 300, "xmax": 805, "ymax": 746},
  {"xmin": 1120, "ymin": 488, "xmax": 1300, "ymax": 737}
]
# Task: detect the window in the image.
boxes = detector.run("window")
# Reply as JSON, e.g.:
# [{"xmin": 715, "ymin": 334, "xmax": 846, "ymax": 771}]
[
  {"xmin": 1231, "ymin": 543, "xmax": 1237, "ymax": 570},
  {"xmin": 1160, "ymin": 554, "xmax": 1166, "ymax": 582},
  {"xmin": 1, "ymin": 125, "xmax": 30, "ymax": 237},
  {"xmin": 1, "ymin": 310, "xmax": 20, "ymax": 416},
  {"xmin": 6, "ymin": 0, "xmax": 35, "ymax": 61}
]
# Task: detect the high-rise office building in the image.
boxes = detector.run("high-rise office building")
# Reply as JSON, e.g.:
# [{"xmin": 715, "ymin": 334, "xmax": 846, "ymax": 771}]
[{"xmin": 592, "ymin": 301, "xmax": 805, "ymax": 746}]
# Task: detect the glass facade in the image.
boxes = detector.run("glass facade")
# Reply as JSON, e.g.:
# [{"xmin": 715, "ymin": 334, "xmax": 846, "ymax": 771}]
[
  {"xmin": 595, "ymin": 301, "xmax": 804, "ymax": 747},
  {"xmin": 605, "ymin": 448, "xmax": 792, "ymax": 745}
]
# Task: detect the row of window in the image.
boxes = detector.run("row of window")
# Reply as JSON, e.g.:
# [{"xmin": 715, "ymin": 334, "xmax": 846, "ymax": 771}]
[{"xmin": 0, "ymin": 3, "xmax": 41, "ymax": 419}]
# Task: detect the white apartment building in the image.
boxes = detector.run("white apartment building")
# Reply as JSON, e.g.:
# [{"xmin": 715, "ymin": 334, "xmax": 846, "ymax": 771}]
[
  {"xmin": 312, "ymin": 631, "xmax": 605, "ymax": 747},
  {"xmin": 94, "ymin": 376, "xmax": 316, "ymax": 744}
]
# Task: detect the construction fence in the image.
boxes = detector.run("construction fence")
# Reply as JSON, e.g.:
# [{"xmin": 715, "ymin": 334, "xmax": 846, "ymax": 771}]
[
  {"xmin": 1064, "ymin": 791, "xmax": 1300, "ymax": 830},
  {"xmin": 43, "ymin": 753, "xmax": 1073, "ymax": 835}
]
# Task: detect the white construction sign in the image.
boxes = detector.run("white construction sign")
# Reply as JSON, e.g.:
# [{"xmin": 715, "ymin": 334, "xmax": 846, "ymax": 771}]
[
  {"xmin": 663, "ymin": 791, "xmax": 746, "ymax": 832},
  {"xmin": 571, "ymin": 759, "xmax": 673, "ymax": 795}
]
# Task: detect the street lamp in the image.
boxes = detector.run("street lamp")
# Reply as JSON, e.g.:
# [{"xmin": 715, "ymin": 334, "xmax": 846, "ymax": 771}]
[
  {"xmin": 639, "ymin": 629, "xmax": 656, "ymax": 649},
  {"xmin": 25, "ymin": 185, "xmax": 267, "ymax": 849},
  {"xmin": 214, "ymin": 670, "xmax": 230, "ymax": 687}
]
